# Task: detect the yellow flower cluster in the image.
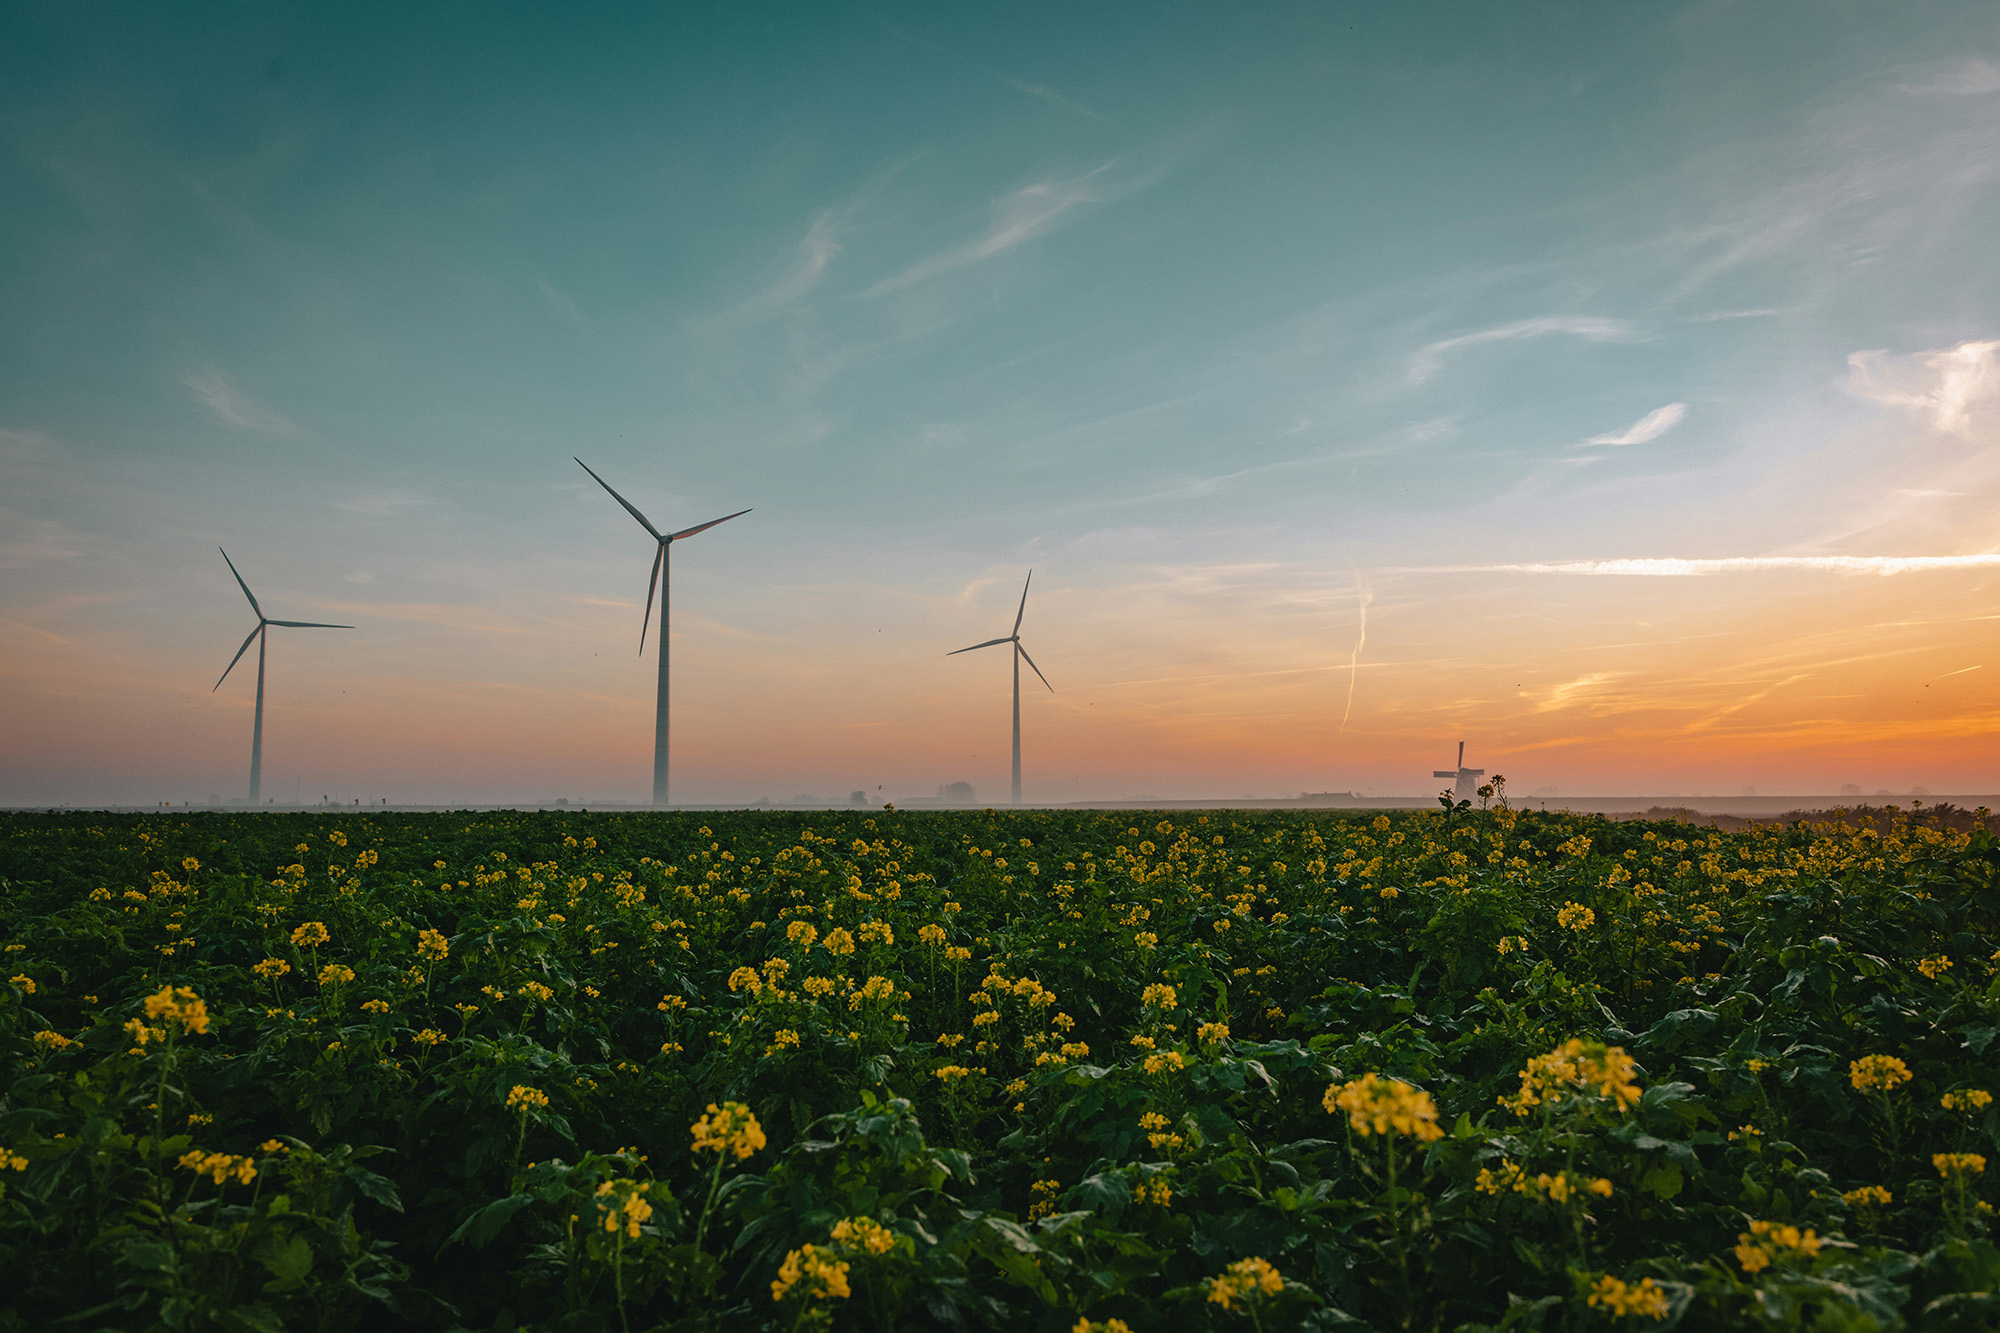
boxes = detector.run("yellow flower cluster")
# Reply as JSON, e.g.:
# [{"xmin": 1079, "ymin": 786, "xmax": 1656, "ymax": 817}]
[
  {"xmin": 770, "ymin": 1244, "xmax": 851, "ymax": 1303},
  {"xmin": 769, "ymin": 1029, "xmax": 800, "ymax": 1053},
  {"xmin": 691, "ymin": 1101, "xmax": 765, "ymax": 1159},
  {"xmin": 1587, "ymin": 1275, "xmax": 1669, "ymax": 1320},
  {"xmin": 934, "ymin": 1064, "xmax": 972, "ymax": 1081},
  {"xmin": 1842, "ymin": 1185, "xmax": 1892, "ymax": 1207},
  {"xmin": 31, "ymin": 1030, "xmax": 74, "ymax": 1052},
  {"xmin": 726, "ymin": 966, "xmax": 763, "ymax": 996},
  {"xmin": 290, "ymin": 921, "xmax": 329, "ymax": 948},
  {"xmin": 1131, "ymin": 1176, "xmax": 1172, "ymax": 1206},
  {"xmin": 416, "ymin": 928, "xmax": 449, "ymax": 962},
  {"xmin": 830, "ymin": 1215, "xmax": 897, "ymax": 1255},
  {"xmin": 506, "ymin": 1085, "xmax": 549, "ymax": 1112},
  {"xmin": 1848, "ymin": 1054, "xmax": 1913, "ymax": 1092},
  {"xmin": 1197, "ymin": 1022, "xmax": 1230, "ymax": 1046},
  {"xmin": 1917, "ymin": 955, "xmax": 1953, "ymax": 980},
  {"xmin": 1071, "ymin": 1319, "xmax": 1134, "ymax": 1333},
  {"xmin": 1556, "ymin": 901, "xmax": 1595, "ymax": 931},
  {"xmin": 1142, "ymin": 1051, "xmax": 1186, "ymax": 1076},
  {"xmin": 917, "ymin": 923, "xmax": 946, "ymax": 947},
  {"xmin": 822, "ymin": 927, "xmax": 856, "ymax": 957},
  {"xmin": 1734, "ymin": 1220, "xmax": 1821, "ymax": 1273},
  {"xmin": 1205, "ymin": 1256, "xmax": 1282, "ymax": 1309},
  {"xmin": 143, "ymin": 985, "xmax": 210, "ymax": 1035},
  {"xmin": 858, "ymin": 921, "xmax": 893, "ymax": 945},
  {"xmin": 178, "ymin": 1150, "xmax": 256, "ymax": 1186},
  {"xmin": 594, "ymin": 1179, "xmax": 654, "ymax": 1239},
  {"xmin": 520, "ymin": 981, "xmax": 554, "ymax": 1002},
  {"xmin": 412, "ymin": 1029, "xmax": 446, "ymax": 1046},
  {"xmin": 9, "ymin": 975, "xmax": 35, "ymax": 994},
  {"xmin": 1501, "ymin": 1039, "xmax": 1641, "ymax": 1116},
  {"xmin": 1933, "ymin": 1152, "xmax": 1987, "ymax": 1177},
  {"xmin": 1495, "ymin": 935, "xmax": 1531, "ymax": 955},
  {"xmin": 317, "ymin": 963, "xmax": 355, "ymax": 987},
  {"xmin": 1942, "ymin": 1089, "xmax": 1993, "ymax": 1112},
  {"xmin": 253, "ymin": 957, "xmax": 290, "ymax": 979},
  {"xmin": 1325, "ymin": 1073, "xmax": 1444, "ymax": 1140},
  {"xmin": 1141, "ymin": 983, "xmax": 1177, "ymax": 1010},
  {"xmin": 787, "ymin": 920, "xmax": 818, "ymax": 947}
]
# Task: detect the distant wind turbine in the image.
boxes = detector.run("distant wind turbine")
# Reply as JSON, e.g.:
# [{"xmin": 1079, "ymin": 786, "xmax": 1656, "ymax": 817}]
[
  {"xmin": 575, "ymin": 458, "xmax": 750, "ymax": 808},
  {"xmin": 948, "ymin": 571, "xmax": 1053, "ymax": 805},
  {"xmin": 212, "ymin": 549, "xmax": 351, "ymax": 804}
]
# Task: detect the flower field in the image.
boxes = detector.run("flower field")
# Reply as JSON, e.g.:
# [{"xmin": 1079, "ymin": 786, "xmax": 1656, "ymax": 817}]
[{"xmin": 1, "ymin": 801, "xmax": 1996, "ymax": 1330}]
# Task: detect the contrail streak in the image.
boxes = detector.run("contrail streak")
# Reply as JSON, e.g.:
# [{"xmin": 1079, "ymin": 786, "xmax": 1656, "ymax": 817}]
[
  {"xmin": 1339, "ymin": 578, "xmax": 1371, "ymax": 734},
  {"xmin": 1386, "ymin": 555, "xmax": 2000, "ymax": 577}
]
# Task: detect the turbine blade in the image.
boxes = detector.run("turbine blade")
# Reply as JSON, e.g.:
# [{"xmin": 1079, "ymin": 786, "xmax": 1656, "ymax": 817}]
[
  {"xmin": 947, "ymin": 637, "xmax": 1013, "ymax": 656},
  {"xmin": 1012, "ymin": 569, "xmax": 1032, "ymax": 636},
  {"xmin": 639, "ymin": 542, "xmax": 663, "ymax": 656},
  {"xmin": 214, "ymin": 623, "xmax": 262, "ymax": 691},
  {"xmin": 668, "ymin": 507, "xmax": 752, "ymax": 541},
  {"xmin": 219, "ymin": 548, "xmax": 261, "ymax": 617},
  {"xmin": 1017, "ymin": 642, "xmax": 1053, "ymax": 692},
  {"xmin": 264, "ymin": 620, "xmax": 354, "ymax": 629},
  {"xmin": 574, "ymin": 458, "xmax": 663, "ymax": 539},
  {"xmin": 1433, "ymin": 771, "xmax": 1457, "ymax": 778}
]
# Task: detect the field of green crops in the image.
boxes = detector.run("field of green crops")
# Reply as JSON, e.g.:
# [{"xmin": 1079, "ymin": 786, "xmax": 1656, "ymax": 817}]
[{"xmin": 2, "ymin": 801, "xmax": 1997, "ymax": 1331}]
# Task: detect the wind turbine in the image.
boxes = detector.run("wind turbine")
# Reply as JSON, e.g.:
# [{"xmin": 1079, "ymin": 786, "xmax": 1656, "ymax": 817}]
[
  {"xmin": 948, "ymin": 571, "xmax": 1053, "ymax": 805},
  {"xmin": 575, "ymin": 458, "xmax": 750, "ymax": 808},
  {"xmin": 1433, "ymin": 741, "xmax": 1486, "ymax": 802},
  {"xmin": 212, "ymin": 549, "xmax": 351, "ymax": 804}
]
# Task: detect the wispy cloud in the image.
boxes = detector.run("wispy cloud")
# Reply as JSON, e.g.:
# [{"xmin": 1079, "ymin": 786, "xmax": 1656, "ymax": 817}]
[
  {"xmin": 179, "ymin": 367, "xmax": 302, "ymax": 435},
  {"xmin": 857, "ymin": 164, "xmax": 1116, "ymax": 298},
  {"xmin": 1393, "ymin": 555, "xmax": 2000, "ymax": 576},
  {"xmin": 1338, "ymin": 577, "xmax": 1370, "ymax": 734},
  {"xmin": 871, "ymin": 16, "xmax": 1106, "ymax": 121},
  {"xmin": 1405, "ymin": 316, "xmax": 1634, "ymax": 385},
  {"xmin": 536, "ymin": 277, "xmax": 589, "ymax": 331},
  {"xmin": 1895, "ymin": 57, "xmax": 2000, "ymax": 97},
  {"xmin": 994, "ymin": 74, "xmax": 1106, "ymax": 122},
  {"xmin": 1847, "ymin": 339, "xmax": 2000, "ymax": 436},
  {"xmin": 1585, "ymin": 402, "xmax": 1687, "ymax": 447}
]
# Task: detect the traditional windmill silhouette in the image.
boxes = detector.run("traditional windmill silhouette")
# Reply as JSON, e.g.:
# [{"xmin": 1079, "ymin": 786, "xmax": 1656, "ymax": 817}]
[{"xmin": 1433, "ymin": 741, "xmax": 1485, "ymax": 802}]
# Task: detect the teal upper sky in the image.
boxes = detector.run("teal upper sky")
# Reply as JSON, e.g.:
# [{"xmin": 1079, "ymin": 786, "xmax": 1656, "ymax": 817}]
[{"xmin": 6, "ymin": 1, "xmax": 2000, "ymax": 804}]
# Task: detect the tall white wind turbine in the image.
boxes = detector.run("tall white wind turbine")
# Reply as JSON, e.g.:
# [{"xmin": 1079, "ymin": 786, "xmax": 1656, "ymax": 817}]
[
  {"xmin": 948, "ymin": 571, "xmax": 1053, "ymax": 805},
  {"xmin": 212, "ymin": 549, "xmax": 352, "ymax": 804},
  {"xmin": 575, "ymin": 458, "xmax": 750, "ymax": 808}
]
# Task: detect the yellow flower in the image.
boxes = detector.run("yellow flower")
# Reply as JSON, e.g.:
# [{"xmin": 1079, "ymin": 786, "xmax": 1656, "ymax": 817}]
[
  {"xmin": 1934, "ymin": 1152, "xmax": 1987, "ymax": 1177},
  {"xmin": 360, "ymin": 999, "xmax": 390, "ymax": 1014},
  {"xmin": 1206, "ymin": 1256, "xmax": 1282, "ymax": 1309},
  {"xmin": 412, "ymin": 1029, "xmax": 447, "ymax": 1046},
  {"xmin": 177, "ymin": 1150, "xmax": 256, "ymax": 1186},
  {"xmin": 253, "ymin": 957, "xmax": 290, "ymax": 979},
  {"xmin": 181, "ymin": 857, "xmax": 200, "ymax": 873},
  {"xmin": 934, "ymin": 1064, "xmax": 973, "ymax": 1081},
  {"xmin": 830, "ymin": 1215, "xmax": 897, "ymax": 1255},
  {"xmin": 1842, "ymin": 1185, "xmax": 1892, "ymax": 1207},
  {"xmin": 822, "ymin": 928, "xmax": 856, "ymax": 957},
  {"xmin": 1943, "ymin": 1089, "xmax": 1994, "ymax": 1112},
  {"xmin": 1325, "ymin": 1073, "xmax": 1444, "ymax": 1141},
  {"xmin": 770, "ymin": 1243, "xmax": 851, "ymax": 1303},
  {"xmin": 1501, "ymin": 1039, "xmax": 1641, "ymax": 1116},
  {"xmin": 143, "ymin": 986, "xmax": 210, "ymax": 1035},
  {"xmin": 505, "ymin": 1085, "xmax": 550, "ymax": 1112},
  {"xmin": 1848, "ymin": 1054, "xmax": 1913, "ymax": 1093},
  {"xmin": 593, "ymin": 1179, "xmax": 654, "ymax": 1239},
  {"xmin": 788, "ymin": 919, "xmax": 820, "ymax": 947},
  {"xmin": 769, "ymin": 1029, "xmax": 801, "ymax": 1053},
  {"xmin": 317, "ymin": 963, "xmax": 355, "ymax": 987},
  {"xmin": 8, "ymin": 974, "xmax": 34, "ymax": 995},
  {"xmin": 1734, "ymin": 1220, "xmax": 1820, "ymax": 1273},
  {"xmin": 1143, "ymin": 1051, "xmax": 1187, "ymax": 1076},
  {"xmin": 1556, "ymin": 901, "xmax": 1595, "ymax": 931},
  {"xmin": 1141, "ymin": 983, "xmax": 1178, "ymax": 1011},
  {"xmin": 416, "ymin": 929, "xmax": 449, "ymax": 962},
  {"xmin": 290, "ymin": 921, "xmax": 330, "ymax": 948},
  {"xmin": 1587, "ymin": 1275, "xmax": 1669, "ymax": 1320},
  {"xmin": 691, "ymin": 1101, "xmax": 766, "ymax": 1159},
  {"xmin": 1917, "ymin": 955, "xmax": 1953, "ymax": 980},
  {"xmin": 727, "ymin": 966, "xmax": 764, "ymax": 997}
]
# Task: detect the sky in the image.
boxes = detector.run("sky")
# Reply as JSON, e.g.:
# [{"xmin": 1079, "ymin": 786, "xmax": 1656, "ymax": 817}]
[{"xmin": 5, "ymin": 0, "xmax": 2000, "ymax": 807}]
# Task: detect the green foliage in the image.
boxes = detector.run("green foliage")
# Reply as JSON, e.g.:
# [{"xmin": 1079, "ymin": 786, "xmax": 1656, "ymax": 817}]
[{"xmin": 0, "ymin": 802, "xmax": 1996, "ymax": 1330}]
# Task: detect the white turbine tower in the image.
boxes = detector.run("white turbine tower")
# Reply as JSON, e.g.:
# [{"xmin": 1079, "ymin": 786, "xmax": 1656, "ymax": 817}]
[
  {"xmin": 575, "ymin": 458, "xmax": 750, "ymax": 809},
  {"xmin": 1433, "ymin": 741, "xmax": 1486, "ymax": 802},
  {"xmin": 949, "ymin": 571, "xmax": 1053, "ymax": 805},
  {"xmin": 212, "ymin": 549, "xmax": 351, "ymax": 805}
]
